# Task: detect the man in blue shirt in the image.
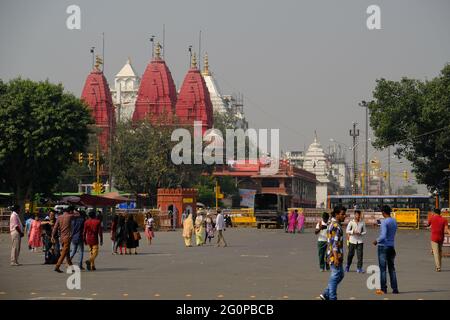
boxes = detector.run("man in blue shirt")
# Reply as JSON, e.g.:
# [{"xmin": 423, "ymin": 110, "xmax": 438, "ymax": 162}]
[
  {"xmin": 373, "ymin": 205, "xmax": 399, "ymax": 295},
  {"xmin": 70, "ymin": 210, "xmax": 86, "ymax": 270}
]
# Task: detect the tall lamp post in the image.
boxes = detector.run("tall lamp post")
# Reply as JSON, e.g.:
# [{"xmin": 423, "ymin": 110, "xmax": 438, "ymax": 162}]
[{"xmin": 358, "ymin": 101, "xmax": 370, "ymax": 196}]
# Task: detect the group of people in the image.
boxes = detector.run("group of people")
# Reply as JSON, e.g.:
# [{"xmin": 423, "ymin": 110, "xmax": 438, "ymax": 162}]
[
  {"xmin": 318, "ymin": 205, "xmax": 399, "ymax": 300},
  {"xmin": 110, "ymin": 213, "xmax": 140, "ymax": 255},
  {"xmin": 282, "ymin": 209, "xmax": 305, "ymax": 233},
  {"xmin": 10, "ymin": 205, "xmax": 103, "ymax": 272},
  {"xmin": 182, "ymin": 209, "xmax": 228, "ymax": 247}
]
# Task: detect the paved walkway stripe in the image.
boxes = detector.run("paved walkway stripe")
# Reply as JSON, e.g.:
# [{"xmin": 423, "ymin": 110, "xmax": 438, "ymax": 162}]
[
  {"xmin": 217, "ymin": 294, "xmax": 224, "ymax": 298},
  {"xmin": 185, "ymin": 294, "xmax": 192, "ymax": 297},
  {"xmin": 154, "ymin": 293, "xmax": 160, "ymax": 297},
  {"xmin": 282, "ymin": 295, "xmax": 289, "ymax": 299}
]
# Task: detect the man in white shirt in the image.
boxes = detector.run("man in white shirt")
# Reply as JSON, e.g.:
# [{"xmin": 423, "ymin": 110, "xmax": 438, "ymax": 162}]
[
  {"xmin": 215, "ymin": 209, "xmax": 228, "ymax": 247},
  {"xmin": 9, "ymin": 205, "xmax": 24, "ymax": 266},
  {"xmin": 345, "ymin": 210, "xmax": 366, "ymax": 273},
  {"xmin": 315, "ymin": 212, "xmax": 330, "ymax": 272}
]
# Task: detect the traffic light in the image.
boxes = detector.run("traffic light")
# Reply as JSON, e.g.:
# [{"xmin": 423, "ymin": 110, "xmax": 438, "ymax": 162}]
[
  {"xmin": 403, "ymin": 170, "xmax": 408, "ymax": 181},
  {"xmin": 92, "ymin": 182, "xmax": 103, "ymax": 194},
  {"xmin": 88, "ymin": 153, "xmax": 94, "ymax": 166},
  {"xmin": 78, "ymin": 153, "xmax": 84, "ymax": 164}
]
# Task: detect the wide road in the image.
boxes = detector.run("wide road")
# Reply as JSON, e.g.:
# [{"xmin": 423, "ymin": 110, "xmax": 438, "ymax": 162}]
[{"xmin": 0, "ymin": 227, "xmax": 449, "ymax": 300}]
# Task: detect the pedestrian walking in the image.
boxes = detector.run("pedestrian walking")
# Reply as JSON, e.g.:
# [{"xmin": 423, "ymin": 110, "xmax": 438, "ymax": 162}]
[
  {"xmin": 204, "ymin": 213, "xmax": 215, "ymax": 244},
  {"xmin": 320, "ymin": 206, "xmax": 347, "ymax": 300},
  {"xmin": 373, "ymin": 205, "xmax": 399, "ymax": 295},
  {"xmin": 111, "ymin": 214, "xmax": 118, "ymax": 253},
  {"xmin": 315, "ymin": 212, "xmax": 330, "ymax": 272},
  {"xmin": 288, "ymin": 210, "xmax": 297, "ymax": 233},
  {"xmin": 70, "ymin": 210, "xmax": 86, "ymax": 270},
  {"xmin": 182, "ymin": 213, "xmax": 194, "ymax": 247},
  {"xmin": 297, "ymin": 210, "xmax": 305, "ymax": 233},
  {"xmin": 281, "ymin": 211, "xmax": 288, "ymax": 232},
  {"xmin": 9, "ymin": 205, "xmax": 24, "ymax": 266},
  {"xmin": 28, "ymin": 215, "xmax": 43, "ymax": 252},
  {"xmin": 24, "ymin": 214, "xmax": 33, "ymax": 250},
  {"xmin": 216, "ymin": 209, "xmax": 228, "ymax": 247},
  {"xmin": 126, "ymin": 214, "xmax": 140, "ymax": 254},
  {"xmin": 144, "ymin": 213, "xmax": 155, "ymax": 245},
  {"xmin": 427, "ymin": 208, "xmax": 450, "ymax": 272},
  {"xmin": 195, "ymin": 213, "xmax": 205, "ymax": 246},
  {"xmin": 41, "ymin": 211, "xmax": 59, "ymax": 264},
  {"xmin": 83, "ymin": 210, "xmax": 103, "ymax": 271},
  {"xmin": 52, "ymin": 206, "xmax": 75, "ymax": 273},
  {"xmin": 345, "ymin": 210, "xmax": 366, "ymax": 273},
  {"xmin": 115, "ymin": 215, "xmax": 127, "ymax": 254}
]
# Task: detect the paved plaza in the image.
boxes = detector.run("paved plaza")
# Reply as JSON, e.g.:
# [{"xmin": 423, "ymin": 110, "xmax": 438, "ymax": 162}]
[{"xmin": 0, "ymin": 227, "xmax": 449, "ymax": 300}]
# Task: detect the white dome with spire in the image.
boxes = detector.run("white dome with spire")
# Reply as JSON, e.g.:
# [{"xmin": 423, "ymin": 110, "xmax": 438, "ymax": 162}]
[{"xmin": 303, "ymin": 132, "xmax": 330, "ymax": 183}]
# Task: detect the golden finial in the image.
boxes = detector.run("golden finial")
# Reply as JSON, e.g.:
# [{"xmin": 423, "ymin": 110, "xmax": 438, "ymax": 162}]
[
  {"xmin": 202, "ymin": 53, "xmax": 210, "ymax": 76},
  {"xmin": 95, "ymin": 55, "xmax": 103, "ymax": 71},
  {"xmin": 155, "ymin": 42, "xmax": 162, "ymax": 59},
  {"xmin": 191, "ymin": 52, "xmax": 197, "ymax": 69}
]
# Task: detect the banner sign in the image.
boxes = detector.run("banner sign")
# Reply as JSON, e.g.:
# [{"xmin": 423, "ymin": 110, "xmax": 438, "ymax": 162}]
[
  {"xmin": 393, "ymin": 208, "xmax": 420, "ymax": 229},
  {"xmin": 239, "ymin": 189, "xmax": 257, "ymax": 208}
]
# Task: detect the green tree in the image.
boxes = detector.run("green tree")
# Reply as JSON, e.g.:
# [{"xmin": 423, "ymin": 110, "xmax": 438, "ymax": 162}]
[
  {"xmin": 0, "ymin": 78, "xmax": 93, "ymax": 214},
  {"xmin": 112, "ymin": 119, "xmax": 210, "ymax": 206},
  {"xmin": 368, "ymin": 64, "xmax": 450, "ymax": 199}
]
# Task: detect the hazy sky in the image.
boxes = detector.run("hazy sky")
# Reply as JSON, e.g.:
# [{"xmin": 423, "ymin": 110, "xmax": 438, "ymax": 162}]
[{"xmin": 1, "ymin": 0, "xmax": 449, "ymax": 192}]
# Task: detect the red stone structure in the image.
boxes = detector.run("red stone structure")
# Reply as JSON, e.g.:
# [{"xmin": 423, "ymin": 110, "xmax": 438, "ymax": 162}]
[
  {"xmin": 175, "ymin": 53, "xmax": 213, "ymax": 134},
  {"xmin": 133, "ymin": 43, "xmax": 177, "ymax": 124},
  {"xmin": 81, "ymin": 61, "xmax": 115, "ymax": 152},
  {"xmin": 157, "ymin": 188, "xmax": 198, "ymax": 228}
]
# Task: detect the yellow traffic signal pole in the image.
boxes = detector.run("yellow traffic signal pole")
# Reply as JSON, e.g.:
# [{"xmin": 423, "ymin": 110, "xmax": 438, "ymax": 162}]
[{"xmin": 95, "ymin": 144, "xmax": 100, "ymax": 194}]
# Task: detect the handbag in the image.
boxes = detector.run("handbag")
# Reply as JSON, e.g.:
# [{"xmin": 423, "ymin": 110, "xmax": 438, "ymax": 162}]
[{"xmin": 133, "ymin": 231, "xmax": 141, "ymax": 241}]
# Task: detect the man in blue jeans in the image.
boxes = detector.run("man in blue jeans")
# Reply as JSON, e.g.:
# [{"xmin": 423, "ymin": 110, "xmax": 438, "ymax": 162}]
[
  {"xmin": 320, "ymin": 206, "xmax": 347, "ymax": 300},
  {"xmin": 373, "ymin": 205, "xmax": 399, "ymax": 295},
  {"xmin": 70, "ymin": 210, "xmax": 86, "ymax": 270}
]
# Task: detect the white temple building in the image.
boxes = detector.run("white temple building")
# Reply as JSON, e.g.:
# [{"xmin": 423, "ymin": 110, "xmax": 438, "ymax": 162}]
[
  {"xmin": 303, "ymin": 133, "xmax": 338, "ymax": 208},
  {"xmin": 111, "ymin": 58, "xmax": 141, "ymax": 122},
  {"xmin": 201, "ymin": 54, "xmax": 248, "ymax": 129}
]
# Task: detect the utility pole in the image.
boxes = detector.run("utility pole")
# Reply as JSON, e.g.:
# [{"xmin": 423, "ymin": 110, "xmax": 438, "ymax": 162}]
[
  {"xmin": 350, "ymin": 122, "xmax": 360, "ymax": 195},
  {"xmin": 388, "ymin": 146, "xmax": 392, "ymax": 194},
  {"xmin": 359, "ymin": 101, "xmax": 369, "ymax": 195}
]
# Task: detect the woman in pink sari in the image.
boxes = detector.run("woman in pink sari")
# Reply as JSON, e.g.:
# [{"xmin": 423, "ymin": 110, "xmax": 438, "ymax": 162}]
[
  {"xmin": 288, "ymin": 210, "xmax": 297, "ymax": 233},
  {"xmin": 297, "ymin": 211, "xmax": 305, "ymax": 233},
  {"xmin": 28, "ymin": 215, "xmax": 43, "ymax": 252}
]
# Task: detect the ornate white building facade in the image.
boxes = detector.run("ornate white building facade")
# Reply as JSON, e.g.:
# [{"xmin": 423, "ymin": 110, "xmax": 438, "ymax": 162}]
[
  {"xmin": 111, "ymin": 58, "xmax": 140, "ymax": 122},
  {"xmin": 201, "ymin": 54, "xmax": 248, "ymax": 129},
  {"xmin": 302, "ymin": 134, "xmax": 339, "ymax": 208}
]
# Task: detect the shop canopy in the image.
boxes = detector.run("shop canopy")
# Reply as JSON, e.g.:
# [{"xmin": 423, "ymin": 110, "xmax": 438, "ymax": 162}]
[{"xmin": 61, "ymin": 193, "xmax": 129, "ymax": 207}]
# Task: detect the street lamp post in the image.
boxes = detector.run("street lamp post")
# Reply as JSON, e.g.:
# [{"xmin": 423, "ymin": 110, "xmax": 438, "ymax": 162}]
[{"xmin": 359, "ymin": 101, "xmax": 370, "ymax": 196}]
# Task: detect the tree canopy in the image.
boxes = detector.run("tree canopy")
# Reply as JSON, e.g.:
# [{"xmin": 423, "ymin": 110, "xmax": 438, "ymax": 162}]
[
  {"xmin": 368, "ymin": 64, "xmax": 450, "ymax": 199},
  {"xmin": 0, "ymin": 78, "xmax": 93, "ymax": 210}
]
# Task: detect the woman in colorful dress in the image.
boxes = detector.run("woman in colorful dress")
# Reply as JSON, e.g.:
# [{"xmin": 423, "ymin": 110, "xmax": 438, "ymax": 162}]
[
  {"xmin": 144, "ymin": 213, "xmax": 155, "ymax": 245},
  {"xmin": 288, "ymin": 210, "xmax": 297, "ymax": 233},
  {"xmin": 28, "ymin": 215, "xmax": 43, "ymax": 252},
  {"xmin": 194, "ymin": 213, "xmax": 205, "ymax": 246},
  {"xmin": 205, "ymin": 213, "xmax": 215, "ymax": 244},
  {"xmin": 297, "ymin": 211, "xmax": 305, "ymax": 233}
]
